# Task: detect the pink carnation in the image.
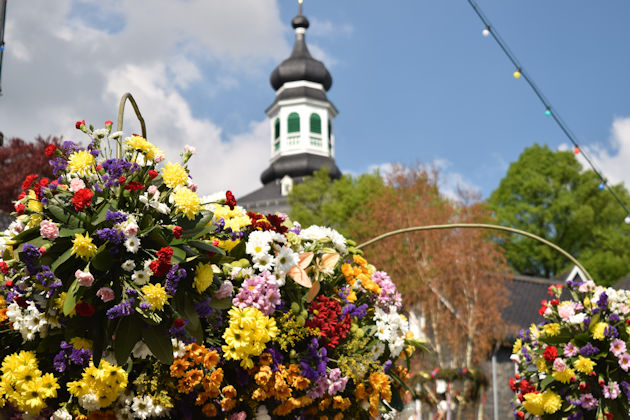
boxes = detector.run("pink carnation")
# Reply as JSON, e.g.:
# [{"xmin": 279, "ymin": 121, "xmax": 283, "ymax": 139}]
[
  {"xmin": 75, "ymin": 269, "xmax": 94, "ymax": 287},
  {"xmin": 39, "ymin": 220, "xmax": 59, "ymax": 240},
  {"xmin": 96, "ymin": 287, "xmax": 115, "ymax": 302},
  {"xmin": 214, "ymin": 280, "xmax": 234, "ymax": 299},
  {"xmin": 69, "ymin": 177, "xmax": 86, "ymax": 192}
]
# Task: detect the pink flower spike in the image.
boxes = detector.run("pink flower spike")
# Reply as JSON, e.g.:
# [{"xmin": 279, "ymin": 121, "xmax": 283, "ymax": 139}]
[{"xmin": 96, "ymin": 287, "xmax": 115, "ymax": 302}]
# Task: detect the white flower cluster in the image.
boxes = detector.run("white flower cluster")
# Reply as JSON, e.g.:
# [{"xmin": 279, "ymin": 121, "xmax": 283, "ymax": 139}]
[
  {"xmin": 299, "ymin": 225, "xmax": 347, "ymax": 254},
  {"xmin": 6, "ymin": 301, "xmax": 48, "ymax": 340},
  {"xmin": 374, "ymin": 306, "xmax": 410, "ymax": 357},
  {"xmin": 245, "ymin": 230, "xmax": 298, "ymax": 285},
  {"xmin": 115, "ymin": 392, "xmax": 169, "ymax": 419}
]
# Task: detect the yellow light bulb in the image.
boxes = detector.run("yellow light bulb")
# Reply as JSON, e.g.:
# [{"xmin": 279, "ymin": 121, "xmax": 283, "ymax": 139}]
[{"xmin": 513, "ymin": 70, "xmax": 521, "ymax": 79}]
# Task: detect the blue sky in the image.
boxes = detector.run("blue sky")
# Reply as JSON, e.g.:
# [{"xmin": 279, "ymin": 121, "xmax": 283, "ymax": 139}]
[{"xmin": 1, "ymin": 1, "xmax": 630, "ymax": 199}]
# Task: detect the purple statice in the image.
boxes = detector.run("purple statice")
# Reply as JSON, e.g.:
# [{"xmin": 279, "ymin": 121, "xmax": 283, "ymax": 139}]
[
  {"xmin": 300, "ymin": 338, "xmax": 328, "ymax": 381},
  {"xmin": 341, "ymin": 303, "xmax": 368, "ymax": 319},
  {"xmin": 165, "ymin": 265, "xmax": 187, "ymax": 295},
  {"xmin": 213, "ymin": 218, "xmax": 226, "ymax": 231},
  {"xmin": 96, "ymin": 227, "xmax": 125, "ymax": 244},
  {"xmin": 21, "ymin": 244, "xmax": 41, "ymax": 273},
  {"xmin": 139, "ymin": 302, "xmax": 151, "ymax": 310},
  {"xmin": 579, "ymin": 343, "xmax": 600, "ymax": 357},
  {"xmin": 265, "ymin": 346, "xmax": 284, "ymax": 372},
  {"xmin": 62, "ymin": 141, "xmax": 79, "ymax": 154},
  {"xmin": 605, "ymin": 325, "xmax": 619, "ymax": 339},
  {"xmin": 106, "ymin": 298, "xmax": 134, "ymax": 319},
  {"xmin": 69, "ymin": 347, "xmax": 92, "ymax": 366},
  {"xmin": 35, "ymin": 265, "xmax": 62, "ymax": 297},
  {"xmin": 89, "ymin": 149, "xmax": 100, "ymax": 157},
  {"xmin": 54, "ymin": 341, "xmax": 91, "ymax": 372},
  {"xmin": 93, "ymin": 183, "xmax": 103, "ymax": 193},
  {"xmin": 194, "ymin": 298, "xmax": 213, "ymax": 318},
  {"xmin": 567, "ymin": 413, "xmax": 583, "ymax": 420},
  {"xmin": 232, "ymin": 271, "xmax": 280, "ymax": 315},
  {"xmin": 105, "ymin": 210, "xmax": 128, "ymax": 224},
  {"xmin": 125, "ymin": 288, "xmax": 139, "ymax": 295},
  {"xmin": 371, "ymin": 271, "xmax": 402, "ymax": 311},
  {"xmin": 384, "ymin": 360, "xmax": 393, "ymax": 372},
  {"xmin": 596, "ymin": 291, "xmax": 608, "ymax": 309},
  {"xmin": 327, "ymin": 368, "xmax": 348, "ymax": 395},
  {"xmin": 53, "ymin": 351, "xmax": 68, "ymax": 372},
  {"xmin": 609, "ymin": 313, "xmax": 621, "ymax": 323},
  {"xmin": 50, "ymin": 157, "xmax": 68, "ymax": 175},
  {"xmin": 620, "ymin": 381, "xmax": 630, "ymax": 403},
  {"xmin": 101, "ymin": 159, "xmax": 140, "ymax": 188}
]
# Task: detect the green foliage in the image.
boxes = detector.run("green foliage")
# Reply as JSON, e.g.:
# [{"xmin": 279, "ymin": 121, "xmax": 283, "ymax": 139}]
[
  {"xmin": 488, "ymin": 144, "xmax": 630, "ymax": 285},
  {"xmin": 287, "ymin": 167, "xmax": 385, "ymax": 236}
]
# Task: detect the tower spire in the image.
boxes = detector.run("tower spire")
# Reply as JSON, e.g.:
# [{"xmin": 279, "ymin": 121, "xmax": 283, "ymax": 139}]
[{"xmin": 298, "ymin": 0, "xmax": 303, "ymax": 16}]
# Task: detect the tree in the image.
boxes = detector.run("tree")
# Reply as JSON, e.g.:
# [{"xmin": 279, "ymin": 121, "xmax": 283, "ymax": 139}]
[
  {"xmin": 287, "ymin": 166, "xmax": 385, "ymax": 237},
  {"xmin": 352, "ymin": 164, "xmax": 509, "ymax": 370},
  {"xmin": 488, "ymin": 144, "xmax": 630, "ymax": 286},
  {"xmin": 0, "ymin": 136, "xmax": 63, "ymax": 211}
]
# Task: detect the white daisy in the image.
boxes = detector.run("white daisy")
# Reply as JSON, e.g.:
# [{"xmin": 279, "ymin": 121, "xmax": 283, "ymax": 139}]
[
  {"xmin": 125, "ymin": 236, "xmax": 140, "ymax": 253},
  {"xmin": 122, "ymin": 259, "xmax": 136, "ymax": 271},
  {"xmin": 132, "ymin": 268, "xmax": 151, "ymax": 285},
  {"xmin": 275, "ymin": 246, "xmax": 298, "ymax": 275},
  {"xmin": 253, "ymin": 253, "xmax": 275, "ymax": 272},
  {"xmin": 246, "ymin": 231, "xmax": 272, "ymax": 257},
  {"xmin": 131, "ymin": 395, "xmax": 155, "ymax": 419}
]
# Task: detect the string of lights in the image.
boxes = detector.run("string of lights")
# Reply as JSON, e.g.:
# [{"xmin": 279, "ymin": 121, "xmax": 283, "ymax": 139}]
[{"xmin": 466, "ymin": 0, "xmax": 630, "ymax": 223}]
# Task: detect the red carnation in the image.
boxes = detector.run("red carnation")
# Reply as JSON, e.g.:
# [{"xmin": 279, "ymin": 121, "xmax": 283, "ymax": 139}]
[
  {"xmin": 543, "ymin": 345, "xmax": 558, "ymax": 363},
  {"xmin": 247, "ymin": 211, "xmax": 272, "ymax": 231},
  {"xmin": 119, "ymin": 176, "xmax": 126, "ymax": 184},
  {"xmin": 75, "ymin": 120, "xmax": 85, "ymax": 129},
  {"xmin": 124, "ymin": 181, "xmax": 145, "ymax": 192},
  {"xmin": 14, "ymin": 202, "xmax": 25, "ymax": 215},
  {"xmin": 172, "ymin": 226, "xmax": 183, "ymax": 239},
  {"xmin": 149, "ymin": 247, "xmax": 174, "ymax": 277},
  {"xmin": 266, "ymin": 214, "xmax": 288, "ymax": 234},
  {"xmin": 14, "ymin": 295, "xmax": 27, "ymax": 308},
  {"xmin": 21, "ymin": 174, "xmax": 38, "ymax": 191},
  {"xmin": 105, "ymin": 120, "xmax": 113, "ymax": 126},
  {"xmin": 305, "ymin": 295, "xmax": 352, "ymax": 349},
  {"xmin": 0, "ymin": 261, "xmax": 9, "ymax": 275},
  {"xmin": 148, "ymin": 170, "xmax": 159, "ymax": 179},
  {"xmin": 17, "ymin": 191, "xmax": 26, "ymax": 200},
  {"xmin": 538, "ymin": 300, "xmax": 548, "ymax": 316},
  {"xmin": 75, "ymin": 301, "xmax": 95, "ymax": 317},
  {"xmin": 72, "ymin": 188, "xmax": 94, "ymax": 211},
  {"xmin": 550, "ymin": 299, "xmax": 559, "ymax": 306},
  {"xmin": 225, "ymin": 190, "xmax": 237, "ymax": 210},
  {"xmin": 45, "ymin": 144, "xmax": 58, "ymax": 157},
  {"xmin": 173, "ymin": 317, "xmax": 186, "ymax": 329}
]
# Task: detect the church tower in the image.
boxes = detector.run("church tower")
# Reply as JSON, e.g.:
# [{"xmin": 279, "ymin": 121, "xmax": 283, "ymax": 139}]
[{"xmin": 239, "ymin": 2, "xmax": 341, "ymax": 214}]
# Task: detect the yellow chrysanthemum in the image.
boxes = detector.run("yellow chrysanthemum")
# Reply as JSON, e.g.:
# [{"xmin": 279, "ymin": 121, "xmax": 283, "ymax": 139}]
[
  {"xmin": 591, "ymin": 321, "xmax": 608, "ymax": 340},
  {"xmin": 221, "ymin": 307, "xmax": 276, "ymax": 368},
  {"xmin": 552, "ymin": 367, "xmax": 574, "ymax": 384},
  {"xmin": 542, "ymin": 390, "xmax": 562, "ymax": 414},
  {"xmin": 67, "ymin": 150, "xmax": 95, "ymax": 176},
  {"xmin": 529, "ymin": 324, "xmax": 540, "ymax": 340},
  {"xmin": 522, "ymin": 392, "xmax": 544, "ymax": 416},
  {"xmin": 193, "ymin": 262, "xmax": 215, "ymax": 293},
  {"xmin": 542, "ymin": 323, "xmax": 561, "ymax": 337},
  {"xmin": 512, "ymin": 338, "xmax": 522, "ymax": 354},
  {"xmin": 141, "ymin": 283, "xmax": 168, "ymax": 311},
  {"xmin": 535, "ymin": 357, "xmax": 548, "ymax": 373},
  {"xmin": 172, "ymin": 187, "xmax": 201, "ymax": 220},
  {"xmin": 70, "ymin": 337, "xmax": 93, "ymax": 350},
  {"xmin": 67, "ymin": 360, "xmax": 127, "ymax": 408},
  {"xmin": 162, "ymin": 162, "xmax": 188, "ymax": 189},
  {"xmin": 71, "ymin": 233, "xmax": 97, "ymax": 261},
  {"xmin": 27, "ymin": 190, "xmax": 43, "ymax": 213},
  {"xmin": 124, "ymin": 135, "xmax": 163, "ymax": 161},
  {"xmin": 212, "ymin": 205, "xmax": 251, "ymax": 233},
  {"xmin": 573, "ymin": 355, "xmax": 596, "ymax": 374}
]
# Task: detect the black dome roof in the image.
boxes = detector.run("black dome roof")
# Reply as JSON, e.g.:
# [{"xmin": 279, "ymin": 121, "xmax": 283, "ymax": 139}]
[{"xmin": 269, "ymin": 14, "xmax": 332, "ymax": 92}]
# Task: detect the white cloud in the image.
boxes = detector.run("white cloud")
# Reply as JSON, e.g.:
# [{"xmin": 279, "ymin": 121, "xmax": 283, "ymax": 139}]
[
  {"xmin": 559, "ymin": 116, "xmax": 630, "ymax": 189},
  {"xmin": 309, "ymin": 18, "xmax": 354, "ymax": 38},
  {"xmin": 0, "ymin": 0, "xmax": 287, "ymax": 197}
]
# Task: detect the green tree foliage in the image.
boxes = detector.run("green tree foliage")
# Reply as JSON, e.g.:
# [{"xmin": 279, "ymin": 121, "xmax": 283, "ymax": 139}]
[
  {"xmin": 287, "ymin": 167, "xmax": 384, "ymax": 236},
  {"xmin": 488, "ymin": 144, "xmax": 630, "ymax": 286}
]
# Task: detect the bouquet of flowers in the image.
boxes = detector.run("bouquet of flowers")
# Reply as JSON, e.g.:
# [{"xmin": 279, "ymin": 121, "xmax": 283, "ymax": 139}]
[
  {"xmin": 0, "ymin": 120, "xmax": 423, "ymax": 419},
  {"xmin": 510, "ymin": 279, "xmax": 630, "ymax": 419}
]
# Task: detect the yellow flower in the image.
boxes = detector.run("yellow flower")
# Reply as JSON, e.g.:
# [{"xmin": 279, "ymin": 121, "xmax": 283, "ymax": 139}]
[
  {"xmin": 193, "ymin": 262, "xmax": 215, "ymax": 293},
  {"xmin": 591, "ymin": 321, "xmax": 608, "ymax": 340},
  {"xmin": 542, "ymin": 323, "xmax": 561, "ymax": 337},
  {"xmin": 27, "ymin": 191, "xmax": 43, "ymax": 213},
  {"xmin": 573, "ymin": 355, "xmax": 596, "ymax": 374},
  {"xmin": 535, "ymin": 357, "xmax": 548, "ymax": 373},
  {"xmin": 70, "ymin": 337, "xmax": 93, "ymax": 350},
  {"xmin": 542, "ymin": 390, "xmax": 562, "ymax": 414},
  {"xmin": 67, "ymin": 151, "xmax": 95, "ymax": 176},
  {"xmin": 124, "ymin": 135, "xmax": 163, "ymax": 161},
  {"xmin": 141, "ymin": 283, "xmax": 168, "ymax": 310},
  {"xmin": 522, "ymin": 392, "xmax": 544, "ymax": 416},
  {"xmin": 512, "ymin": 338, "xmax": 522, "ymax": 354},
  {"xmin": 162, "ymin": 162, "xmax": 188, "ymax": 189},
  {"xmin": 71, "ymin": 233, "xmax": 97, "ymax": 261},
  {"xmin": 172, "ymin": 186, "xmax": 201, "ymax": 220},
  {"xmin": 552, "ymin": 367, "xmax": 574, "ymax": 384},
  {"xmin": 529, "ymin": 324, "xmax": 540, "ymax": 340}
]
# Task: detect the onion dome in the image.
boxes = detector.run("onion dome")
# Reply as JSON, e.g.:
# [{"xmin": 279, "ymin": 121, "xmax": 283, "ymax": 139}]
[{"xmin": 269, "ymin": 9, "xmax": 332, "ymax": 91}]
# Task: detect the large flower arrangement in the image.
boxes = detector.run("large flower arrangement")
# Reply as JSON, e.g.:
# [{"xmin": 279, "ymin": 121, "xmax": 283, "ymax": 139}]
[
  {"xmin": 510, "ymin": 280, "xmax": 630, "ymax": 419},
  {"xmin": 0, "ymin": 121, "xmax": 423, "ymax": 419}
]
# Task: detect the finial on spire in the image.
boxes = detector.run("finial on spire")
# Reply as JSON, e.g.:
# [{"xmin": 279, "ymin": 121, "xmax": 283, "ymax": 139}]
[{"xmin": 298, "ymin": 0, "xmax": 303, "ymax": 16}]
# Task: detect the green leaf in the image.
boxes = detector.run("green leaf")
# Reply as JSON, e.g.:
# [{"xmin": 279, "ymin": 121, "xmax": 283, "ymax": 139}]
[
  {"xmin": 209, "ymin": 298, "xmax": 232, "ymax": 310},
  {"xmin": 25, "ymin": 236, "xmax": 49, "ymax": 249},
  {"xmin": 58, "ymin": 227, "xmax": 86, "ymax": 238},
  {"xmin": 228, "ymin": 240, "xmax": 246, "ymax": 259},
  {"xmin": 10, "ymin": 227, "xmax": 40, "ymax": 243},
  {"xmin": 114, "ymin": 315, "xmax": 143, "ymax": 365},
  {"xmin": 171, "ymin": 246, "xmax": 186, "ymax": 264},
  {"xmin": 91, "ymin": 317, "xmax": 105, "ymax": 367},
  {"xmin": 147, "ymin": 229, "xmax": 168, "ymax": 248},
  {"xmin": 63, "ymin": 279, "xmax": 82, "ymax": 315},
  {"xmin": 52, "ymin": 247, "xmax": 76, "ymax": 275},
  {"xmin": 91, "ymin": 245, "xmax": 114, "ymax": 272},
  {"xmin": 178, "ymin": 210, "xmax": 213, "ymax": 231},
  {"xmin": 389, "ymin": 386, "xmax": 404, "ymax": 411},
  {"xmin": 539, "ymin": 374, "xmax": 555, "ymax": 390},
  {"xmin": 188, "ymin": 240, "xmax": 225, "ymax": 255},
  {"xmin": 180, "ymin": 224, "xmax": 216, "ymax": 240},
  {"xmin": 142, "ymin": 325, "xmax": 173, "ymax": 364},
  {"xmin": 48, "ymin": 204, "xmax": 84, "ymax": 227},
  {"xmin": 179, "ymin": 297, "xmax": 203, "ymax": 344}
]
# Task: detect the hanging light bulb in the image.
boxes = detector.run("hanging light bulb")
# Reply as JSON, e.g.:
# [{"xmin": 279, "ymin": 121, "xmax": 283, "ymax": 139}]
[
  {"xmin": 0, "ymin": 43, "xmax": 4, "ymax": 52},
  {"xmin": 573, "ymin": 147, "xmax": 580, "ymax": 154},
  {"xmin": 513, "ymin": 68, "xmax": 521, "ymax": 79},
  {"xmin": 544, "ymin": 108, "xmax": 552, "ymax": 117},
  {"xmin": 598, "ymin": 183, "xmax": 605, "ymax": 190},
  {"xmin": 625, "ymin": 215, "xmax": 630, "ymax": 224},
  {"xmin": 482, "ymin": 26, "xmax": 490, "ymax": 37}
]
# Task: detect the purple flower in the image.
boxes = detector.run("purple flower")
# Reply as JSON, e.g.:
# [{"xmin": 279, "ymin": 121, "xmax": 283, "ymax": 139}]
[
  {"xmin": 69, "ymin": 347, "xmax": 92, "ymax": 366},
  {"xmin": 232, "ymin": 271, "xmax": 280, "ymax": 315},
  {"xmin": 579, "ymin": 343, "xmax": 600, "ymax": 357},
  {"xmin": 106, "ymin": 298, "xmax": 134, "ymax": 319},
  {"xmin": 139, "ymin": 302, "xmax": 151, "ymax": 310},
  {"xmin": 579, "ymin": 393, "xmax": 598, "ymax": 410},
  {"xmin": 105, "ymin": 210, "xmax": 128, "ymax": 224},
  {"xmin": 62, "ymin": 141, "xmax": 79, "ymax": 153},
  {"xmin": 342, "ymin": 303, "xmax": 368, "ymax": 319},
  {"xmin": 603, "ymin": 381, "xmax": 620, "ymax": 399},
  {"xmin": 96, "ymin": 227, "xmax": 126, "ymax": 245},
  {"xmin": 53, "ymin": 351, "xmax": 67, "ymax": 372},
  {"xmin": 50, "ymin": 157, "xmax": 68, "ymax": 175},
  {"xmin": 21, "ymin": 244, "xmax": 41, "ymax": 273},
  {"xmin": 194, "ymin": 298, "xmax": 213, "ymax": 318},
  {"xmin": 165, "ymin": 265, "xmax": 187, "ymax": 295}
]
